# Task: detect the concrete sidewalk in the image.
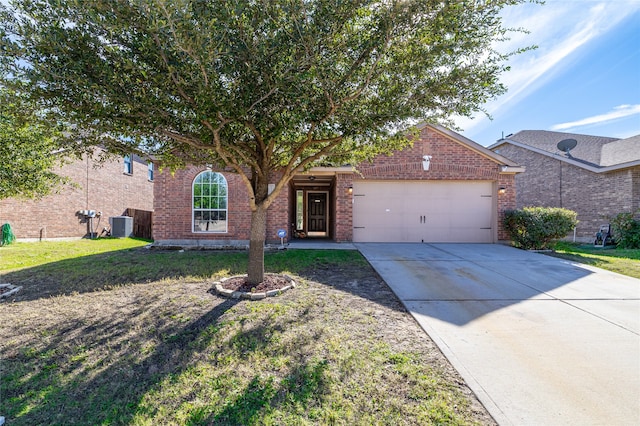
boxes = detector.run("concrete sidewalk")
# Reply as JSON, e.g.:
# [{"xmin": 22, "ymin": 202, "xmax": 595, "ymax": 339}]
[
  {"xmin": 357, "ymin": 243, "xmax": 640, "ymax": 426},
  {"xmin": 286, "ymin": 240, "xmax": 357, "ymax": 250}
]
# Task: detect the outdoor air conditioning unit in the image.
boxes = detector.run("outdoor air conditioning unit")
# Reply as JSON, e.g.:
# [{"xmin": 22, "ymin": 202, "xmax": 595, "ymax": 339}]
[{"xmin": 110, "ymin": 216, "xmax": 133, "ymax": 238}]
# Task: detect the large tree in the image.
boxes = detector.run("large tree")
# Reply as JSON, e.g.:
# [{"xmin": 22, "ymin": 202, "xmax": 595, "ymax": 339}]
[
  {"xmin": 0, "ymin": 87, "xmax": 68, "ymax": 199},
  {"xmin": 0, "ymin": 0, "xmax": 531, "ymax": 283}
]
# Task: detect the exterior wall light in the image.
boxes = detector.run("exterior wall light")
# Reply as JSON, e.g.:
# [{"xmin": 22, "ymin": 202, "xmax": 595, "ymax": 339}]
[
  {"xmin": 422, "ymin": 155, "xmax": 432, "ymax": 171},
  {"xmin": 498, "ymin": 187, "xmax": 506, "ymax": 195},
  {"xmin": 347, "ymin": 186, "xmax": 353, "ymax": 195}
]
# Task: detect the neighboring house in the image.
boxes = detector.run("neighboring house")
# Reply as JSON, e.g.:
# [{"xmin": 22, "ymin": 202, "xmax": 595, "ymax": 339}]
[
  {"xmin": 489, "ymin": 130, "xmax": 640, "ymax": 241},
  {"xmin": 0, "ymin": 149, "xmax": 154, "ymax": 240},
  {"xmin": 153, "ymin": 124, "xmax": 523, "ymax": 246}
]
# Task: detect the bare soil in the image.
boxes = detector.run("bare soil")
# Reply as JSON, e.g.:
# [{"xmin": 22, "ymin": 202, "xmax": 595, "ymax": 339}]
[{"xmin": 221, "ymin": 273, "xmax": 292, "ymax": 293}]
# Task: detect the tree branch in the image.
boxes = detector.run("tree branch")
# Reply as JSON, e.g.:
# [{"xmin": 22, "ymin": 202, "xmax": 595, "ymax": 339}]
[
  {"xmin": 157, "ymin": 2, "xmax": 210, "ymax": 87},
  {"xmin": 151, "ymin": 33, "xmax": 199, "ymax": 110},
  {"xmin": 199, "ymin": 116, "xmax": 257, "ymax": 208}
]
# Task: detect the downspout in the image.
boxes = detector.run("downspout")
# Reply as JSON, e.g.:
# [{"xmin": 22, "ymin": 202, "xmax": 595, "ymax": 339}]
[
  {"xmin": 559, "ymin": 159, "xmax": 563, "ymax": 208},
  {"xmin": 86, "ymin": 154, "xmax": 90, "ymax": 210}
]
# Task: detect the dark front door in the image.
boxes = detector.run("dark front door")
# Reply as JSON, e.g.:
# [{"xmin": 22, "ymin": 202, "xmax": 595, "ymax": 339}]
[{"xmin": 307, "ymin": 192, "xmax": 327, "ymax": 234}]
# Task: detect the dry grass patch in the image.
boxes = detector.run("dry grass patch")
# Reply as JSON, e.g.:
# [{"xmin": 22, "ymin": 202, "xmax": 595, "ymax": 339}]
[{"xmin": 1, "ymin": 242, "xmax": 494, "ymax": 425}]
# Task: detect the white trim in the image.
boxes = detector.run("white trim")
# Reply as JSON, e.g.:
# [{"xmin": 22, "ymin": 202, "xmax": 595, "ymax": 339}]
[
  {"xmin": 305, "ymin": 166, "xmax": 355, "ymax": 174},
  {"xmin": 500, "ymin": 165, "xmax": 526, "ymax": 174},
  {"xmin": 295, "ymin": 189, "xmax": 304, "ymax": 231},
  {"xmin": 192, "ymin": 170, "xmax": 229, "ymax": 234}
]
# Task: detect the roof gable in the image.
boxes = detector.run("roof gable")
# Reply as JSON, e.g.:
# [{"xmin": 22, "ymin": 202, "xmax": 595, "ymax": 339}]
[
  {"xmin": 490, "ymin": 130, "xmax": 640, "ymax": 172},
  {"xmin": 601, "ymin": 135, "xmax": 640, "ymax": 166},
  {"xmin": 421, "ymin": 123, "xmax": 521, "ymax": 168},
  {"xmin": 505, "ymin": 130, "xmax": 618, "ymax": 166}
]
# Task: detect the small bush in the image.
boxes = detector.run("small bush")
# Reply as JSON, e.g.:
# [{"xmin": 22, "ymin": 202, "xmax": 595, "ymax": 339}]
[
  {"xmin": 503, "ymin": 207, "xmax": 578, "ymax": 250},
  {"xmin": 610, "ymin": 211, "xmax": 640, "ymax": 249}
]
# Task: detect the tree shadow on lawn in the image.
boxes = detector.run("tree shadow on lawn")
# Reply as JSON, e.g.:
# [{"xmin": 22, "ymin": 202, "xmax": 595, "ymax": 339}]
[
  {"xmin": 0, "ymin": 249, "xmax": 248, "ymax": 302},
  {"xmin": 1, "ymin": 286, "xmax": 336, "ymax": 425},
  {"xmin": 0, "ymin": 247, "xmax": 392, "ymax": 306},
  {"xmin": 1, "ymin": 247, "xmax": 490, "ymax": 425}
]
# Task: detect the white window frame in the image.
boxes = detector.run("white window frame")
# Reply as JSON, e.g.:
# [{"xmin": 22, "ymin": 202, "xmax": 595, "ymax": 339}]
[
  {"xmin": 123, "ymin": 154, "xmax": 133, "ymax": 175},
  {"xmin": 192, "ymin": 171, "xmax": 228, "ymax": 233}
]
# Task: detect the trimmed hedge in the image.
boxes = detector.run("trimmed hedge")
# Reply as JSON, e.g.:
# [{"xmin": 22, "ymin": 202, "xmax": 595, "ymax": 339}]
[
  {"xmin": 503, "ymin": 207, "xmax": 578, "ymax": 250},
  {"xmin": 610, "ymin": 211, "xmax": 640, "ymax": 249}
]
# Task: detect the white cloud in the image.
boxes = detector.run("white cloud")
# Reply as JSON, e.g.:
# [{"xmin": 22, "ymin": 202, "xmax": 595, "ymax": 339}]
[
  {"xmin": 457, "ymin": 1, "xmax": 640, "ymax": 133},
  {"xmin": 550, "ymin": 104, "xmax": 640, "ymax": 131}
]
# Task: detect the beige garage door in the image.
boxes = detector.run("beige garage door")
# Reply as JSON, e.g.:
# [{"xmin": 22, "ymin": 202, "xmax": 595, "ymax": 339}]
[{"xmin": 352, "ymin": 181, "xmax": 494, "ymax": 243}]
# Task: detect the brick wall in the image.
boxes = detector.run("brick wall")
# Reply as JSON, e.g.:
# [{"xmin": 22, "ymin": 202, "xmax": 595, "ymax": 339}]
[
  {"xmin": 153, "ymin": 126, "xmax": 518, "ymax": 245},
  {"xmin": 347, "ymin": 126, "xmax": 516, "ymax": 241},
  {"xmin": 0, "ymin": 149, "xmax": 154, "ymax": 240},
  {"xmin": 265, "ymin": 172, "xmax": 290, "ymax": 244},
  {"xmin": 153, "ymin": 166, "xmax": 289, "ymax": 245},
  {"xmin": 358, "ymin": 127, "xmax": 502, "ymax": 181},
  {"xmin": 633, "ymin": 169, "xmax": 640, "ymax": 217},
  {"xmin": 494, "ymin": 144, "xmax": 639, "ymax": 239},
  {"xmin": 334, "ymin": 173, "xmax": 354, "ymax": 242}
]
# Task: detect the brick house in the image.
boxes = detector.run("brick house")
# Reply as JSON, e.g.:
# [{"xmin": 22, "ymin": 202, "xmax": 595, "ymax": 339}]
[
  {"xmin": 153, "ymin": 124, "xmax": 522, "ymax": 246},
  {"xmin": 0, "ymin": 149, "xmax": 154, "ymax": 240},
  {"xmin": 489, "ymin": 130, "xmax": 640, "ymax": 241}
]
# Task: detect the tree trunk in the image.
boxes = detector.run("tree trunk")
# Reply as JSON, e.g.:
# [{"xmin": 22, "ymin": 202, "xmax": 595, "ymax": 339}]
[{"xmin": 247, "ymin": 204, "xmax": 267, "ymax": 285}]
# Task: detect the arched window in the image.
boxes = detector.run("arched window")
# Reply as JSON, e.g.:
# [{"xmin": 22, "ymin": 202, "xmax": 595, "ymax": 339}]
[{"xmin": 193, "ymin": 171, "xmax": 228, "ymax": 233}]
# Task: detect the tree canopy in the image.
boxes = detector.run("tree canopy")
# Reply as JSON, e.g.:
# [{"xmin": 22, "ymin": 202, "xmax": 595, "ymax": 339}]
[
  {"xmin": 0, "ymin": 0, "xmax": 531, "ymax": 282},
  {"xmin": 0, "ymin": 87, "xmax": 68, "ymax": 199}
]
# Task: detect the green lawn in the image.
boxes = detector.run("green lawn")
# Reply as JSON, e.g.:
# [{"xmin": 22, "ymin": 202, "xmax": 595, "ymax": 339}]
[
  {"xmin": 549, "ymin": 241, "xmax": 640, "ymax": 279},
  {"xmin": 0, "ymin": 239, "xmax": 492, "ymax": 425},
  {"xmin": 0, "ymin": 238, "xmax": 152, "ymax": 271}
]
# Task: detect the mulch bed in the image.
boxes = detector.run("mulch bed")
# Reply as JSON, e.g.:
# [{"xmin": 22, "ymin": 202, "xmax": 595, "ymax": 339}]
[{"xmin": 220, "ymin": 273, "xmax": 291, "ymax": 293}]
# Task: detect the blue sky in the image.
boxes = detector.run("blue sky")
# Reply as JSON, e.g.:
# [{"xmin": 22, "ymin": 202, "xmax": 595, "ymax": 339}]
[{"xmin": 456, "ymin": 0, "xmax": 640, "ymax": 146}]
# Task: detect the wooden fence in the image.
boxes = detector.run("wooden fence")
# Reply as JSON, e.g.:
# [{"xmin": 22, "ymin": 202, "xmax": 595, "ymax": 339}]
[{"xmin": 125, "ymin": 208, "xmax": 153, "ymax": 240}]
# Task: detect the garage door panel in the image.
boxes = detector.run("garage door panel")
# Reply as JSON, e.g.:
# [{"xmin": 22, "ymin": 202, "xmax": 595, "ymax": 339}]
[{"xmin": 353, "ymin": 181, "xmax": 494, "ymax": 243}]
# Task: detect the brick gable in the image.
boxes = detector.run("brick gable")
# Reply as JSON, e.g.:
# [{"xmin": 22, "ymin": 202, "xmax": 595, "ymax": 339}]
[{"xmin": 359, "ymin": 126, "xmax": 503, "ymax": 181}]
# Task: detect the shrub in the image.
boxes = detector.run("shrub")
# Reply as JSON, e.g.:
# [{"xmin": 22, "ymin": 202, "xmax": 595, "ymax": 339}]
[
  {"xmin": 503, "ymin": 207, "xmax": 578, "ymax": 250},
  {"xmin": 610, "ymin": 211, "xmax": 640, "ymax": 249}
]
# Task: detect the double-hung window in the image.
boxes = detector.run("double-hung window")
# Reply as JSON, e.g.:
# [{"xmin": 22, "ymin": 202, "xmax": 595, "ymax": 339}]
[{"xmin": 123, "ymin": 155, "xmax": 133, "ymax": 174}]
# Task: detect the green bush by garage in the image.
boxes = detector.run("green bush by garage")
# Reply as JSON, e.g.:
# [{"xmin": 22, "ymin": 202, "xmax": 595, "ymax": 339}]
[{"xmin": 503, "ymin": 207, "xmax": 578, "ymax": 250}]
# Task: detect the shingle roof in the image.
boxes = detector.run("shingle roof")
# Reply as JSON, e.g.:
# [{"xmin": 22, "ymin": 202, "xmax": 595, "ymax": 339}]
[
  {"xmin": 505, "ymin": 130, "xmax": 618, "ymax": 166},
  {"xmin": 489, "ymin": 130, "xmax": 640, "ymax": 172},
  {"xmin": 600, "ymin": 134, "xmax": 640, "ymax": 166}
]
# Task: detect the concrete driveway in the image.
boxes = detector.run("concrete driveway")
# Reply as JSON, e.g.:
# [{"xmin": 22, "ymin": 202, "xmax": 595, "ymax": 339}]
[{"xmin": 357, "ymin": 243, "xmax": 640, "ymax": 426}]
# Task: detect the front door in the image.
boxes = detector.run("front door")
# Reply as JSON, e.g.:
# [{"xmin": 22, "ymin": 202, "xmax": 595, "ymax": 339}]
[{"xmin": 307, "ymin": 192, "xmax": 328, "ymax": 236}]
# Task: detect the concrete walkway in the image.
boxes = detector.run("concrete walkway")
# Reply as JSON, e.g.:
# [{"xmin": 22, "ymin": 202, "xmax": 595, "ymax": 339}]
[
  {"xmin": 286, "ymin": 240, "xmax": 357, "ymax": 250},
  {"xmin": 356, "ymin": 243, "xmax": 640, "ymax": 426}
]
